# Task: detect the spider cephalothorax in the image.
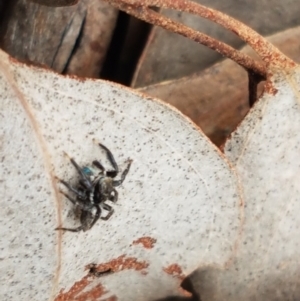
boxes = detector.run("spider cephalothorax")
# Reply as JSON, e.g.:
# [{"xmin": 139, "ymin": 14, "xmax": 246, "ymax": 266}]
[{"xmin": 55, "ymin": 142, "xmax": 132, "ymax": 232}]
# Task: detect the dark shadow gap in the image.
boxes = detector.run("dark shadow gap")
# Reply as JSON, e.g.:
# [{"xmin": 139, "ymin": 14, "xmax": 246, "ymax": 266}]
[{"xmin": 100, "ymin": 11, "xmax": 152, "ymax": 86}]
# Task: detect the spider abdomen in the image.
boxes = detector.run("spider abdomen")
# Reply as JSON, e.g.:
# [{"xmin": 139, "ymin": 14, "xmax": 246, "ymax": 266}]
[{"xmin": 92, "ymin": 176, "xmax": 114, "ymax": 204}]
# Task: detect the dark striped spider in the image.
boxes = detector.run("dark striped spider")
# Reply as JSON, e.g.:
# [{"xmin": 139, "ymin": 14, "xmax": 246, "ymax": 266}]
[{"xmin": 56, "ymin": 142, "xmax": 132, "ymax": 232}]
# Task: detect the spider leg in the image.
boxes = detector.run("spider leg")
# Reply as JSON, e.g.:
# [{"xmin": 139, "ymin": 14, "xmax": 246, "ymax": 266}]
[
  {"xmin": 58, "ymin": 178, "xmax": 86, "ymax": 199},
  {"xmin": 101, "ymin": 203, "xmax": 114, "ymax": 220},
  {"xmin": 109, "ymin": 188, "xmax": 118, "ymax": 202},
  {"xmin": 98, "ymin": 143, "xmax": 119, "ymax": 176},
  {"xmin": 64, "ymin": 152, "xmax": 93, "ymax": 190},
  {"xmin": 86, "ymin": 205, "xmax": 101, "ymax": 230},
  {"xmin": 55, "ymin": 208, "xmax": 98, "ymax": 232},
  {"xmin": 106, "ymin": 170, "xmax": 118, "ymax": 178},
  {"xmin": 113, "ymin": 159, "xmax": 132, "ymax": 187},
  {"xmin": 79, "ymin": 179, "xmax": 89, "ymax": 190},
  {"xmin": 92, "ymin": 160, "xmax": 105, "ymax": 173},
  {"xmin": 55, "ymin": 225, "xmax": 85, "ymax": 232},
  {"xmin": 59, "ymin": 190, "xmax": 92, "ymax": 211},
  {"xmin": 59, "ymin": 190, "xmax": 77, "ymax": 205}
]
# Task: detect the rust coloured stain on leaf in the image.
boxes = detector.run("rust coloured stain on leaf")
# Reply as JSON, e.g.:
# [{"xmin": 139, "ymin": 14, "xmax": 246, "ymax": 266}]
[
  {"xmin": 132, "ymin": 236, "xmax": 157, "ymax": 249},
  {"xmin": 163, "ymin": 263, "xmax": 185, "ymax": 281},
  {"xmin": 54, "ymin": 275, "xmax": 107, "ymax": 301},
  {"xmin": 163, "ymin": 264, "xmax": 192, "ymax": 296},
  {"xmin": 55, "ymin": 255, "xmax": 148, "ymax": 301},
  {"xmin": 88, "ymin": 254, "xmax": 149, "ymax": 273},
  {"xmin": 264, "ymin": 78, "xmax": 279, "ymax": 95}
]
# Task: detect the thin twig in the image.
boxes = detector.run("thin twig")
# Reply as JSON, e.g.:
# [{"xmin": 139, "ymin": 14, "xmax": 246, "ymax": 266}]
[
  {"xmin": 149, "ymin": 0, "xmax": 295, "ymax": 68},
  {"xmin": 103, "ymin": 0, "xmax": 296, "ymax": 76},
  {"xmin": 103, "ymin": 0, "xmax": 266, "ymax": 78}
]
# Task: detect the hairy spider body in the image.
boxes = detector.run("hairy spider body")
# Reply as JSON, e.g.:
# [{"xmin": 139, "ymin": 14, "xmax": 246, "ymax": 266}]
[{"xmin": 55, "ymin": 143, "xmax": 132, "ymax": 232}]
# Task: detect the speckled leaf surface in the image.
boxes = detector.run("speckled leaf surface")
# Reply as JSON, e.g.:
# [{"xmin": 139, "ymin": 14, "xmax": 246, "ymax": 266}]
[
  {"xmin": 0, "ymin": 49, "xmax": 242, "ymax": 300},
  {"xmin": 190, "ymin": 68, "xmax": 300, "ymax": 300}
]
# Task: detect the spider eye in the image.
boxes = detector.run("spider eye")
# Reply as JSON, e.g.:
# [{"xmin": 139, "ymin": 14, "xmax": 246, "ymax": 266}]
[{"xmin": 82, "ymin": 166, "xmax": 93, "ymax": 176}]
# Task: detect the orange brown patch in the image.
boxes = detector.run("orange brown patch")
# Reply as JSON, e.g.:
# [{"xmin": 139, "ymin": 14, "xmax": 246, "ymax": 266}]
[
  {"xmin": 54, "ymin": 274, "xmax": 109, "ymax": 301},
  {"xmin": 91, "ymin": 254, "xmax": 149, "ymax": 273},
  {"xmin": 163, "ymin": 264, "xmax": 192, "ymax": 297},
  {"xmin": 132, "ymin": 237, "xmax": 157, "ymax": 249},
  {"xmin": 163, "ymin": 264, "xmax": 185, "ymax": 281},
  {"xmin": 55, "ymin": 255, "xmax": 148, "ymax": 301},
  {"xmin": 264, "ymin": 80, "xmax": 278, "ymax": 95}
]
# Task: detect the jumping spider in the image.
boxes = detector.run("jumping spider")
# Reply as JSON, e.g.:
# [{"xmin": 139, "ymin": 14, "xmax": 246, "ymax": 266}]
[{"xmin": 56, "ymin": 142, "xmax": 132, "ymax": 232}]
